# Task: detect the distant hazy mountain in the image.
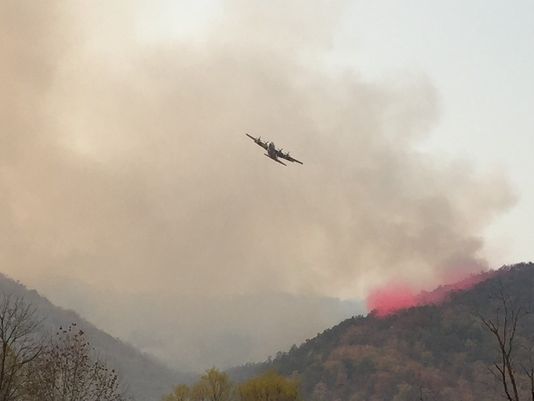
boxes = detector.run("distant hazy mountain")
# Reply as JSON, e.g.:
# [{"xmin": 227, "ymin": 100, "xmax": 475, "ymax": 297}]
[
  {"xmin": 35, "ymin": 277, "xmax": 364, "ymax": 371},
  {"xmin": 230, "ymin": 263, "xmax": 534, "ymax": 401},
  {"xmin": 0, "ymin": 273, "xmax": 193, "ymax": 401}
]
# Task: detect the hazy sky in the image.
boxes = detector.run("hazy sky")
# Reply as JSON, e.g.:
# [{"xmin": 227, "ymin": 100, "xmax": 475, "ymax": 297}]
[
  {"xmin": 333, "ymin": 1, "xmax": 534, "ymax": 267},
  {"xmin": 1, "ymin": 0, "xmax": 531, "ymax": 370},
  {"xmin": 134, "ymin": 0, "xmax": 534, "ymax": 268}
]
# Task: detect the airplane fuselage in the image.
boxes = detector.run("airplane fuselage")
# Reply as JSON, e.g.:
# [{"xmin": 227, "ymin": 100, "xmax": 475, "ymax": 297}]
[
  {"xmin": 264, "ymin": 142, "xmax": 287, "ymax": 165},
  {"xmin": 267, "ymin": 142, "xmax": 277, "ymax": 158},
  {"xmin": 245, "ymin": 134, "xmax": 301, "ymax": 166}
]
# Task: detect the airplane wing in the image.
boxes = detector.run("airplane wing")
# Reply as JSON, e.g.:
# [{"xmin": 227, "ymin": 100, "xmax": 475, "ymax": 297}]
[
  {"xmin": 277, "ymin": 149, "xmax": 303, "ymax": 165},
  {"xmin": 269, "ymin": 155, "xmax": 287, "ymax": 166},
  {"xmin": 284, "ymin": 155, "xmax": 303, "ymax": 164},
  {"xmin": 246, "ymin": 133, "xmax": 268, "ymax": 150}
]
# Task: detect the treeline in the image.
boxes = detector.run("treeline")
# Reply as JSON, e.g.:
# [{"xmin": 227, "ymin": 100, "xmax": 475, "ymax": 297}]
[
  {"xmin": 0, "ymin": 295, "xmax": 126, "ymax": 401},
  {"xmin": 162, "ymin": 369, "xmax": 301, "ymax": 401},
  {"xmin": 231, "ymin": 263, "xmax": 534, "ymax": 401},
  {"xmin": 5, "ymin": 263, "xmax": 534, "ymax": 401},
  {"xmin": 0, "ymin": 291, "xmax": 301, "ymax": 401}
]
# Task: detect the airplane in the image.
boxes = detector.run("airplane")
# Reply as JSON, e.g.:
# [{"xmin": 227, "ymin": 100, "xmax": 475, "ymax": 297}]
[{"xmin": 245, "ymin": 134, "xmax": 303, "ymax": 166}]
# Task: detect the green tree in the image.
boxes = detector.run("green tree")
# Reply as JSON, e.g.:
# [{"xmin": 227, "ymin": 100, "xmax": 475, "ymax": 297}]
[
  {"xmin": 238, "ymin": 371, "xmax": 300, "ymax": 401},
  {"xmin": 191, "ymin": 368, "xmax": 233, "ymax": 401},
  {"xmin": 163, "ymin": 384, "xmax": 191, "ymax": 401}
]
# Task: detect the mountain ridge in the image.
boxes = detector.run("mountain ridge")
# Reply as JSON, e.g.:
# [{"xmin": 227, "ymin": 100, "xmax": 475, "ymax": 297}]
[
  {"xmin": 0, "ymin": 272, "xmax": 193, "ymax": 401},
  {"xmin": 230, "ymin": 262, "xmax": 534, "ymax": 401}
]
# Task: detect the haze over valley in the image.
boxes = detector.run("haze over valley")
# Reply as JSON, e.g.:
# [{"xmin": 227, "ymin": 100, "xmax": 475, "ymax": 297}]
[{"xmin": 1, "ymin": 1, "xmax": 533, "ymax": 400}]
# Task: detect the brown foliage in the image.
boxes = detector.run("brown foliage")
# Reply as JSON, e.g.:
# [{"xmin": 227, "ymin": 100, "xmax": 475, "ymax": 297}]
[
  {"xmin": 0, "ymin": 296, "xmax": 42, "ymax": 401},
  {"xmin": 28, "ymin": 323, "xmax": 125, "ymax": 401}
]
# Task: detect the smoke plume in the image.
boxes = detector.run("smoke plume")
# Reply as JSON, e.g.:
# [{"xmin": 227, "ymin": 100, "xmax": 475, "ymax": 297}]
[{"xmin": 0, "ymin": 0, "xmax": 515, "ymax": 369}]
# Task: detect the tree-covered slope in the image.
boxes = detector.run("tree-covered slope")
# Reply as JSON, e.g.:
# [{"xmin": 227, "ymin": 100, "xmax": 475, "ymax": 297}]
[
  {"xmin": 0, "ymin": 273, "xmax": 193, "ymax": 401},
  {"xmin": 231, "ymin": 263, "xmax": 534, "ymax": 401}
]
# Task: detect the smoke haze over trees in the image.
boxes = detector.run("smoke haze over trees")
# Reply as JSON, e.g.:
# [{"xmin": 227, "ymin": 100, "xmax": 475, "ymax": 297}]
[
  {"xmin": 0, "ymin": 0, "xmax": 516, "ymax": 374},
  {"xmin": 3, "ymin": 264, "xmax": 534, "ymax": 400},
  {"xmin": 231, "ymin": 263, "xmax": 534, "ymax": 401},
  {"xmin": 0, "ymin": 274, "xmax": 186, "ymax": 401},
  {"xmin": 0, "ymin": 297, "xmax": 126, "ymax": 401}
]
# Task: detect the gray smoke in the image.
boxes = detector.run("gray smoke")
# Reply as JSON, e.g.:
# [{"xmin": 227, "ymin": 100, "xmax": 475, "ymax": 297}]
[{"xmin": 0, "ymin": 0, "xmax": 515, "ymax": 370}]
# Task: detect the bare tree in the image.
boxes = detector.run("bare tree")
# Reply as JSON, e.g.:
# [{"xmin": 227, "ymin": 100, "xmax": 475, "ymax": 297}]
[
  {"xmin": 0, "ymin": 295, "xmax": 42, "ymax": 401},
  {"xmin": 477, "ymin": 281, "xmax": 531, "ymax": 401},
  {"xmin": 28, "ymin": 323, "xmax": 126, "ymax": 401},
  {"xmin": 519, "ymin": 342, "xmax": 534, "ymax": 401}
]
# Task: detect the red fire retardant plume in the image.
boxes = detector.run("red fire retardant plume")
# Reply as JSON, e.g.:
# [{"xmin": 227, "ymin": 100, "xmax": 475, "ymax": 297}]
[
  {"xmin": 367, "ymin": 271, "xmax": 495, "ymax": 317},
  {"xmin": 366, "ymin": 283, "xmax": 417, "ymax": 317}
]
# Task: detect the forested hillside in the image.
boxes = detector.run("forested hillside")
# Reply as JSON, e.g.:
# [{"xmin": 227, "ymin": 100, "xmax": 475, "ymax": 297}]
[
  {"xmin": 0, "ymin": 273, "xmax": 193, "ymax": 401},
  {"xmin": 230, "ymin": 263, "xmax": 534, "ymax": 401}
]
